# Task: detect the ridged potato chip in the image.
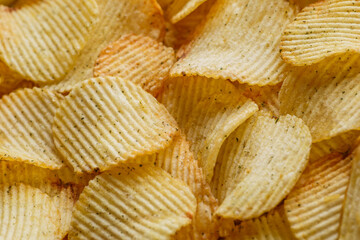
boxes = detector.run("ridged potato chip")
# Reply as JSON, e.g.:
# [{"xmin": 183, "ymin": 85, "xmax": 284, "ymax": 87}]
[
  {"xmin": 0, "ymin": 61, "xmax": 25, "ymax": 96},
  {"xmin": 166, "ymin": 0, "xmax": 208, "ymax": 23},
  {"xmin": 43, "ymin": 0, "xmax": 165, "ymax": 93},
  {"xmin": 0, "ymin": 0, "xmax": 99, "ymax": 83},
  {"xmin": 285, "ymin": 153, "xmax": 352, "ymax": 240},
  {"xmin": 212, "ymin": 112, "xmax": 312, "ymax": 220},
  {"xmin": 0, "ymin": 88, "xmax": 65, "ymax": 169},
  {"xmin": 280, "ymin": 53, "xmax": 360, "ymax": 142},
  {"xmin": 94, "ymin": 34, "xmax": 175, "ymax": 97},
  {"xmin": 170, "ymin": 0, "xmax": 297, "ymax": 86},
  {"xmin": 69, "ymin": 163, "xmax": 196, "ymax": 239},
  {"xmin": 53, "ymin": 76, "xmax": 178, "ymax": 173},
  {"xmin": 281, "ymin": 0, "xmax": 360, "ymax": 66}
]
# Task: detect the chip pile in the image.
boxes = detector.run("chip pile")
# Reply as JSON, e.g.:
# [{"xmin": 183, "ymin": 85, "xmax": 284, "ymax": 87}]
[{"xmin": 0, "ymin": 0, "xmax": 360, "ymax": 239}]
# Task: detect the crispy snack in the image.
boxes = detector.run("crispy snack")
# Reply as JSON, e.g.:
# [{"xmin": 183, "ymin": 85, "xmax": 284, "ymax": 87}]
[
  {"xmin": 43, "ymin": 0, "xmax": 165, "ymax": 93},
  {"xmin": 170, "ymin": 0, "xmax": 297, "ymax": 86},
  {"xmin": 156, "ymin": 133, "xmax": 218, "ymax": 239},
  {"xmin": 166, "ymin": 0, "xmax": 208, "ymax": 23},
  {"xmin": 53, "ymin": 76, "xmax": 178, "ymax": 173},
  {"xmin": 339, "ymin": 146, "xmax": 360, "ymax": 239},
  {"xmin": 289, "ymin": 0, "xmax": 319, "ymax": 9},
  {"xmin": 285, "ymin": 153, "xmax": 352, "ymax": 240},
  {"xmin": 226, "ymin": 205, "xmax": 295, "ymax": 240},
  {"xmin": 281, "ymin": 0, "xmax": 360, "ymax": 66},
  {"xmin": 0, "ymin": 183, "xmax": 61, "ymax": 240},
  {"xmin": 0, "ymin": 88, "xmax": 65, "ymax": 169},
  {"xmin": 212, "ymin": 112, "xmax": 311, "ymax": 220},
  {"xmin": 0, "ymin": 0, "xmax": 15, "ymax": 5},
  {"xmin": 94, "ymin": 34, "xmax": 175, "ymax": 97},
  {"xmin": 69, "ymin": 163, "xmax": 196, "ymax": 239},
  {"xmin": 0, "ymin": 61, "xmax": 25, "ymax": 96},
  {"xmin": 279, "ymin": 53, "xmax": 360, "ymax": 142},
  {"xmin": 0, "ymin": 0, "xmax": 98, "ymax": 83}
]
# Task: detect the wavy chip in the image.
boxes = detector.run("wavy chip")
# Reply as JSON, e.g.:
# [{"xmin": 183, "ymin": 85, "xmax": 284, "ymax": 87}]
[
  {"xmin": 281, "ymin": 0, "xmax": 360, "ymax": 66},
  {"xmin": 94, "ymin": 34, "xmax": 175, "ymax": 97},
  {"xmin": 166, "ymin": 0, "xmax": 208, "ymax": 23},
  {"xmin": 69, "ymin": 163, "xmax": 196, "ymax": 239},
  {"xmin": 212, "ymin": 112, "xmax": 311, "ymax": 220},
  {"xmin": 280, "ymin": 53, "xmax": 360, "ymax": 142},
  {"xmin": 0, "ymin": 88, "xmax": 65, "ymax": 169},
  {"xmin": 0, "ymin": 0, "xmax": 98, "ymax": 83},
  {"xmin": 170, "ymin": 0, "xmax": 297, "ymax": 86},
  {"xmin": 43, "ymin": 0, "xmax": 164, "ymax": 92},
  {"xmin": 285, "ymin": 153, "xmax": 352, "ymax": 240},
  {"xmin": 53, "ymin": 76, "xmax": 178, "ymax": 173}
]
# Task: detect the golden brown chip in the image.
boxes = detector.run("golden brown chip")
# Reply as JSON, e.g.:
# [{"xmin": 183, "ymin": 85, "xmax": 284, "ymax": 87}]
[
  {"xmin": 166, "ymin": 0, "xmax": 208, "ymax": 23},
  {"xmin": 170, "ymin": 0, "xmax": 298, "ymax": 86},
  {"xmin": 43, "ymin": 0, "xmax": 165, "ymax": 92},
  {"xmin": 289, "ymin": 0, "xmax": 319, "ymax": 9},
  {"xmin": 281, "ymin": 0, "xmax": 360, "ymax": 66},
  {"xmin": 212, "ymin": 111, "xmax": 311, "ymax": 220},
  {"xmin": 285, "ymin": 153, "xmax": 352, "ymax": 240},
  {"xmin": 69, "ymin": 163, "xmax": 196, "ymax": 239},
  {"xmin": 0, "ymin": 0, "xmax": 15, "ymax": 5},
  {"xmin": 53, "ymin": 76, "xmax": 178, "ymax": 173},
  {"xmin": 94, "ymin": 34, "xmax": 175, "ymax": 97}
]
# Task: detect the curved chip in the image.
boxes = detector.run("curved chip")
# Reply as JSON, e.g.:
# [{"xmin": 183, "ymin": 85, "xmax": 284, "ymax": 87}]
[
  {"xmin": 166, "ymin": 0, "xmax": 208, "ymax": 23},
  {"xmin": 281, "ymin": 0, "xmax": 360, "ymax": 66},
  {"xmin": 284, "ymin": 153, "xmax": 352, "ymax": 240},
  {"xmin": 0, "ymin": 183, "xmax": 61, "ymax": 240},
  {"xmin": 69, "ymin": 163, "xmax": 196, "ymax": 239},
  {"xmin": 43, "ymin": 0, "xmax": 165, "ymax": 93},
  {"xmin": 0, "ymin": 0, "xmax": 99, "ymax": 83},
  {"xmin": 0, "ymin": 88, "xmax": 65, "ymax": 169},
  {"xmin": 170, "ymin": 0, "xmax": 297, "ymax": 86},
  {"xmin": 0, "ymin": 0, "xmax": 16, "ymax": 5},
  {"xmin": 53, "ymin": 76, "xmax": 178, "ymax": 173},
  {"xmin": 289, "ymin": 0, "xmax": 319, "ymax": 9},
  {"xmin": 0, "ymin": 61, "xmax": 25, "ymax": 96},
  {"xmin": 94, "ymin": 34, "xmax": 175, "ymax": 97},
  {"xmin": 280, "ymin": 53, "xmax": 360, "ymax": 142},
  {"xmin": 213, "ymin": 112, "xmax": 312, "ymax": 220}
]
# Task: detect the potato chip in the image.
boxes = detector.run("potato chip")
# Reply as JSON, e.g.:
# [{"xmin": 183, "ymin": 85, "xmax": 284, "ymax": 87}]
[
  {"xmin": 0, "ymin": 61, "xmax": 24, "ymax": 96},
  {"xmin": 170, "ymin": 0, "xmax": 297, "ymax": 86},
  {"xmin": 226, "ymin": 205, "xmax": 295, "ymax": 240},
  {"xmin": 212, "ymin": 112, "xmax": 311, "ymax": 220},
  {"xmin": 94, "ymin": 34, "xmax": 175, "ymax": 97},
  {"xmin": 284, "ymin": 153, "xmax": 352, "ymax": 240},
  {"xmin": 281, "ymin": 0, "xmax": 360, "ymax": 66},
  {"xmin": 156, "ymin": 133, "xmax": 218, "ymax": 239},
  {"xmin": 43, "ymin": 0, "xmax": 165, "ymax": 93},
  {"xmin": 166, "ymin": 0, "xmax": 208, "ymax": 23},
  {"xmin": 339, "ymin": 145, "xmax": 360, "ymax": 239},
  {"xmin": 53, "ymin": 76, "xmax": 178, "ymax": 173},
  {"xmin": 0, "ymin": 0, "xmax": 98, "ymax": 83},
  {"xmin": 69, "ymin": 163, "xmax": 196, "ymax": 239},
  {"xmin": 157, "ymin": 0, "xmax": 173, "ymax": 9},
  {"xmin": 289, "ymin": 0, "xmax": 320, "ymax": 9},
  {"xmin": 0, "ymin": 0, "xmax": 15, "ymax": 5}
]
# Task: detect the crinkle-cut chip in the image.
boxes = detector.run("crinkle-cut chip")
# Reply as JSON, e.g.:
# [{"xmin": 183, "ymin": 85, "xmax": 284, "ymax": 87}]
[
  {"xmin": 184, "ymin": 94, "xmax": 258, "ymax": 182},
  {"xmin": 279, "ymin": 53, "xmax": 360, "ymax": 142},
  {"xmin": 0, "ymin": 61, "xmax": 24, "ymax": 96},
  {"xmin": 281, "ymin": 0, "xmax": 360, "ymax": 66},
  {"xmin": 0, "ymin": 183, "xmax": 61, "ymax": 240},
  {"xmin": 42, "ymin": 0, "xmax": 165, "ymax": 93},
  {"xmin": 69, "ymin": 163, "xmax": 196, "ymax": 240},
  {"xmin": 339, "ymin": 146, "xmax": 360, "ymax": 239},
  {"xmin": 309, "ymin": 130, "xmax": 360, "ymax": 162},
  {"xmin": 170, "ymin": 0, "xmax": 297, "ymax": 86},
  {"xmin": 212, "ymin": 112, "xmax": 311, "ymax": 220},
  {"xmin": 0, "ymin": 0, "xmax": 98, "ymax": 83},
  {"xmin": 226, "ymin": 205, "xmax": 295, "ymax": 240},
  {"xmin": 53, "ymin": 76, "xmax": 178, "ymax": 173},
  {"xmin": 156, "ymin": 133, "xmax": 218, "ymax": 240},
  {"xmin": 166, "ymin": 0, "xmax": 208, "ymax": 23},
  {"xmin": 0, "ymin": 88, "xmax": 65, "ymax": 169},
  {"xmin": 289, "ymin": 0, "xmax": 320, "ymax": 9},
  {"xmin": 94, "ymin": 34, "xmax": 175, "ymax": 97},
  {"xmin": 284, "ymin": 153, "xmax": 352, "ymax": 240}
]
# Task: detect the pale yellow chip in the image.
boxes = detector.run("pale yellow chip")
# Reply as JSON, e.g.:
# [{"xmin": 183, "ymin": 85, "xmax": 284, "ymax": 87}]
[
  {"xmin": 281, "ymin": 0, "xmax": 360, "ymax": 66},
  {"xmin": 53, "ymin": 76, "xmax": 178, "ymax": 173},
  {"xmin": 0, "ymin": 87, "xmax": 65, "ymax": 169},
  {"xmin": 226, "ymin": 205, "xmax": 295, "ymax": 240},
  {"xmin": 280, "ymin": 53, "xmax": 360, "ymax": 142},
  {"xmin": 0, "ymin": 0, "xmax": 98, "ymax": 83},
  {"xmin": 284, "ymin": 153, "xmax": 352, "ymax": 240},
  {"xmin": 339, "ymin": 145, "xmax": 360, "ymax": 239},
  {"xmin": 94, "ymin": 34, "xmax": 175, "ymax": 97},
  {"xmin": 166, "ymin": 0, "xmax": 208, "ymax": 23},
  {"xmin": 212, "ymin": 111, "xmax": 311, "ymax": 220},
  {"xmin": 170, "ymin": 0, "xmax": 297, "ymax": 86},
  {"xmin": 42, "ymin": 0, "xmax": 165, "ymax": 93},
  {"xmin": 69, "ymin": 163, "xmax": 196, "ymax": 239}
]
